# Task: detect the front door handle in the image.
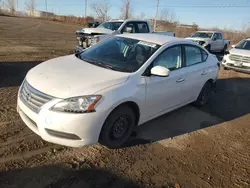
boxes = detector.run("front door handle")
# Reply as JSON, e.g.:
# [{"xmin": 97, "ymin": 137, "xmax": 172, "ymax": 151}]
[
  {"xmin": 201, "ymin": 71, "xmax": 208, "ymax": 75},
  {"xmin": 176, "ymin": 78, "xmax": 185, "ymax": 83}
]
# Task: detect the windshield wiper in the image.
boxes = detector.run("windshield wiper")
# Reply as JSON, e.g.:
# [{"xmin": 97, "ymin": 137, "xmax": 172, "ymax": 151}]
[{"xmin": 82, "ymin": 58, "xmax": 117, "ymax": 70}]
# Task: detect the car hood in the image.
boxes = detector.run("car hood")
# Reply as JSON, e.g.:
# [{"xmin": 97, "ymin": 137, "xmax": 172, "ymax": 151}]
[
  {"xmin": 26, "ymin": 55, "xmax": 130, "ymax": 98},
  {"xmin": 229, "ymin": 48, "xmax": 250, "ymax": 56},
  {"xmin": 79, "ymin": 27, "xmax": 113, "ymax": 35},
  {"xmin": 186, "ymin": 37, "xmax": 208, "ymax": 42}
]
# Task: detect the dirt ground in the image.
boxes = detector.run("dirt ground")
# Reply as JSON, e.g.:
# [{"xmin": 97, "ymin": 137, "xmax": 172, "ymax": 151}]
[{"xmin": 0, "ymin": 16, "xmax": 249, "ymax": 188}]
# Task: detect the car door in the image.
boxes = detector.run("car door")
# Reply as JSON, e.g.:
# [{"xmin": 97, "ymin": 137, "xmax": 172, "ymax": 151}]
[
  {"xmin": 180, "ymin": 44, "xmax": 212, "ymax": 101},
  {"xmin": 217, "ymin": 33, "xmax": 224, "ymax": 50},
  {"xmin": 144, "ymin": 45, "xmax": 189, "ymax": 118},
  {"xmin": 211, "ymin": 33, "xmax": 219, "ymax": 51}
]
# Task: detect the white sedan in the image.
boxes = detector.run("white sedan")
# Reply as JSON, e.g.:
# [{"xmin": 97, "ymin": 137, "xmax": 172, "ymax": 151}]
[{"xmin": 17, "ymin": 34, "xmax": 219, "ymax": 148}]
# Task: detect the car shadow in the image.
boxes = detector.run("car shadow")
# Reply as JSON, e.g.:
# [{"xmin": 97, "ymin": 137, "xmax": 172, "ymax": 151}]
[
  {"xmin": 0, "ymin": 61, "xmax": 41, "ymax": 88},
  {"xmin": 0, "ymin": 164, "xmax": 141, "ymax": 188},
  {"xmin": 214, "ymin": 52, "xmax": 224, "ymax": 61},
  {"xmin": 127, "ymin": 77, "xmax": 250, "ymax": 147}
]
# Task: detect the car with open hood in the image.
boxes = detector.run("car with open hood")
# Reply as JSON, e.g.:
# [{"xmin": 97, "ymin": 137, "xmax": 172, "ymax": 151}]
[
  {"xmin": 75, "ymin": 19, "xmax": 175, "ymax": 52},
  {"xmin": 186, "ymin": 31, "xmax": 230, "ymax": 53}
]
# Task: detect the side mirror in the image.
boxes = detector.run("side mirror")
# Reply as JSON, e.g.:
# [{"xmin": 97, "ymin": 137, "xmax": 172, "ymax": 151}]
[
  {"xmin": 151, "ymin": 66, "xmax": 170, "ymax": 77},
  {"xmin": 231, "ymin": 45, "xmax": 235, "ymax": 48},
  {"xmin": 212, "ymin": 37, "xmax": 217, "ymax": 41}
]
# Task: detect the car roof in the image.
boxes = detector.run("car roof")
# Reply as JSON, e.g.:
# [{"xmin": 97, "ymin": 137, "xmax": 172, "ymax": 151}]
[
  {"xmin": 197, "ymin": 31, "xmax": 219, "ymax": 33},
  {"xmin": 117, "ymin": 33, "xmax": 188, "ymax": 45},
  {"xmin": 108, "ymin": 19, "xmax": 148, "ymax": 22}
]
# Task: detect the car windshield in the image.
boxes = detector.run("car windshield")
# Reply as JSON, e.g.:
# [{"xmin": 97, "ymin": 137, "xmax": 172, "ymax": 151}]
[
  {"xmin": 97, "ymin": 21, "xmax": 123, "ymax": 31},
  {"xmin": 235, "ymin": 40, "xmax": 250, "ymax": 50},
  {"xmin": 191, "ymin": 32, "xmax": 213, "ymax": 38},
  {"xmin": 78, "ymin": 36, "xmax": 160, "ymax": 72}
]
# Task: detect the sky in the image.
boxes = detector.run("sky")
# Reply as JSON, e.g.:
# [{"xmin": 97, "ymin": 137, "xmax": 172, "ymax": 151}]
[{"xmin": 12, "ymin": 0, "xmax": 250, "ymax": 30}]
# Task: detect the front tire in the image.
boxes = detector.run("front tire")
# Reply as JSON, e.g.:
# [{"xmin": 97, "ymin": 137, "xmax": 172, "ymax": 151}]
[
  {"xmin": 221, "ymin": 45, "xmax": 227, "ymax": 54},
  {"xmin": 223, "ymin": 66, "xmax": 229, "ymax": 70},
  {"xmin": 205, "ymin": 44, "xmax": 211, "ymax": 52},
  {"xmin": 194, "ymin": 82, "xmax": 213, "ymax": 106},
  {"xmin": 99, "ymin": 106, "xmax": 136, "ymax": 149}
]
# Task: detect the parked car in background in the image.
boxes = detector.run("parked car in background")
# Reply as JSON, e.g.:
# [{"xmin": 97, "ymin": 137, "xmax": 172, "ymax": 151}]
[
  {"xmin": 186, "ymin": 31, "xmax": 230, "ymax": 53},
  {"xmin": 17, "ymin": 34, "xmax": 219, "ymax": 149},
  {"xmin": 222, "ymin": 38, "xmax": 250, "ymax": 73},
  {"xmin": 185, "ymin": 33, "xmax": 194, "ymax": 38},
  {"xmin": 75, "ymin": 19, "xmax": 175, "ymax": 52},
  {"xmin": 88, "ymin": 21, "xmax": 101, "ymax": 28}
]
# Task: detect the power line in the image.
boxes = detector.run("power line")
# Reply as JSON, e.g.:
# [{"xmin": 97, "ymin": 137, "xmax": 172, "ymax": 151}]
[
  {"xmin": 85, "ymin": 0, "xmax": 87, "ymax": 18},
  {"xmin": 45, "ymin": 0, "xmax": 47, "ymax": 16},
  {"xmin": 157, "ymin": 5, "xmax": 250, "ymax": 8},
  {"xmin": 154, "ymin": 0, "xmax": 159, "ymax": 32}
]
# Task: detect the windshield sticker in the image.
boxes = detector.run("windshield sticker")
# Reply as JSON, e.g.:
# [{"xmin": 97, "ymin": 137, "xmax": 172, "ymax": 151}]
[{"xmin": 138, "ymin": 41, "xmax": 157, "ymax": 48}]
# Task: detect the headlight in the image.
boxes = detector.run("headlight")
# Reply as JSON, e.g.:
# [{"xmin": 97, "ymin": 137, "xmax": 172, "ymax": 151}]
[
  {"xmin": 51, "ymin": 95, "xmax": 102, "ymax": 113},
  {"xmin": 91, "ymin": 36, "xmax": 100, "ymax": 45}
]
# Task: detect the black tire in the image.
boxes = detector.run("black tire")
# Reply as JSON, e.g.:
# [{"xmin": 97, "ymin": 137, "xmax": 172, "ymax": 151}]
[
  {"xmin": 194, "ymin": 82, "xmax": 213, "ymax": 106},
  {"xmin": 223, "ymin": 66, "xmax": 229, "ymax": 70},
  {"xmin": 221, "ymin": 45, "xmax": 227, "ymax": 54},
  {"xmin": 205, "ymin": 45, "xmax": 211, "ymax": 52},
  {"xmin": 99, "ymin": 105, "xmax": 136, "ymax": 149}
]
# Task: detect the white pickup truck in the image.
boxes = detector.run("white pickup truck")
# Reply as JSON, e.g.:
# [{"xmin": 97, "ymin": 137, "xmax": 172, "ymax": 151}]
[
  {"xmin": 186, "ymin": 31, "xmax": 230, "ymax": 53},
  {"xmin": 75, "ymin": 19, "xmax": 175, "ymax": 52}
]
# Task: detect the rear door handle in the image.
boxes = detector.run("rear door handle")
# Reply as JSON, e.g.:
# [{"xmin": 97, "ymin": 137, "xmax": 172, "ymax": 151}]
[
  {"xmin": 176, "ymin": 78, "xmax": 185, "ymax": 83},
  {"xmin": 201, "ymin": 71, "xmax": 208, "ymax": 75}
]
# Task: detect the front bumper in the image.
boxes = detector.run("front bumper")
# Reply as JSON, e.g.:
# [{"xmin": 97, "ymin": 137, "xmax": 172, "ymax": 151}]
[
  {"xmin": 222, "ymin": 63, "xmax": 250, "ymax": 73},
  {"xmin": 222, "ymin": 56, "xmax": 250, "ymax": 74},
  {"xmin": 17, "ymin": 96, "xmax": 107, "ymax": 147}
]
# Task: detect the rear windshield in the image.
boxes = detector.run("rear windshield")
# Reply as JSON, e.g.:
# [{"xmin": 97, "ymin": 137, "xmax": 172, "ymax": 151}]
[{"xmin": 191, "ymin": 32, "xmax": 213, "ymax": 38}]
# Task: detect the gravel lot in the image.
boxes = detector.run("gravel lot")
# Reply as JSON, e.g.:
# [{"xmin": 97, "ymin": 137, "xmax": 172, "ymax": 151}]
[{"xmin": 0, "ymin": 15, "xmax": 249, "ymax": 188}]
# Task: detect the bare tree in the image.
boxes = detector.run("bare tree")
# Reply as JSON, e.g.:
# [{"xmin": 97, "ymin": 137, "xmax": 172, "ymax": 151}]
[
  {"xmin": 120, "ymin": 0, "xmax": 132, "ymax": 19},
  {"xmin": 160, "ymin": 8, "xmax": 176, "ymax": 22},
  {"xmin": 25, "ymin": 0, "xmax": 36, "ymax": 16},
  {"xmin": 6, "ymin": 0, "xmax": 15, "ymax": 13},
  {"xmin": 91, "ymin": 0, "xmax": 111, "ymax": 22}
]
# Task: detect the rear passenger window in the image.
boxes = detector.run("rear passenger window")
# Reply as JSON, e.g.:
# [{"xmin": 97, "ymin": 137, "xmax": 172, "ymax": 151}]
[
  {"xmin": 201, "ymin": 50, "xmax": 208, "ymax": 61},
  {"xmin": 185, "ymin": 46, "xmax": 202, "ymax": 66},
  {"xmin": 217, "ymin": 33, "xmax": 222, "ymax": 40},
  {"xmin": 137, "ymin": 23, "xmax": 149, "ymax": 33}
]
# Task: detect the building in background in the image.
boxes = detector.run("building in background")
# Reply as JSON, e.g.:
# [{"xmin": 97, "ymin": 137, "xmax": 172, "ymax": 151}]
[{"xmin": 26, "ymin": 10, "xmax": 54, "ymax": 17}]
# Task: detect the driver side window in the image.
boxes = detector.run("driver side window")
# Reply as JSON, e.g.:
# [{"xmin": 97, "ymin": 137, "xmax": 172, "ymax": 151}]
[
  {"xmin": 122, "ymin": 22, "xmax": 135, "ymax": 33},
  {"xmin": 213, "ymin": 33, "xmax": 218, "ymax": 40},
  {"xmin": 153, "ymin": 46, "xmax": 182, "ymax": 71}
]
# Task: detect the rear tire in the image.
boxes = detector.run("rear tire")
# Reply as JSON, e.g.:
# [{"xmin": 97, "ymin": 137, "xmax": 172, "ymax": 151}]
[
  {"xmin": 99, "ymin": 105, "xmax": 136, "ymax": 149},
  {"xmin": 194, "ymin": 82, "xmax": 213, "ymax": 106}
]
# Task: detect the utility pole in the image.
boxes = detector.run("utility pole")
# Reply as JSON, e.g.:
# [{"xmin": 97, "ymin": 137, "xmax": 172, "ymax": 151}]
[
  {"xmin": 16, "ymin": 0, "xmax": 18, "ymax": 12},
  {"xmin": 85, "ymin": 0, "xmax": 87, "ymax": 18},
  {"xmin": 154, "ymin": 0, "xmax": 159, "ymax": 32},
  {"xmin": 45, "ymin": 0, "xmax": 48, "ymax": 17}
]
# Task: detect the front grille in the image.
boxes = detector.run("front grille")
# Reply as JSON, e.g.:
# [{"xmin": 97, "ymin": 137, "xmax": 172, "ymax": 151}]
[
  {"xmin": 229, "ymin": 54, "xmax": 250, "ymax": 63},
  {"xmin": 76, "ymin": 32, "xmax": 93, "ymax": 47},
  {"xmin": 20, "ymin": 81, "xmax": 54, "ymax": 113}
]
